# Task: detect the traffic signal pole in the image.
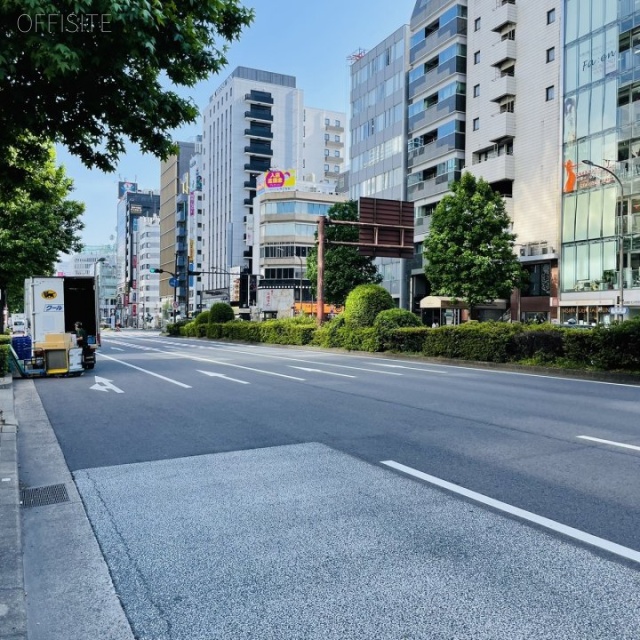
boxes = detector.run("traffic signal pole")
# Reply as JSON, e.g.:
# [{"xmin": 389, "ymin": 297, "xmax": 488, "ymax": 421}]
[{"xmin": 317, "ymin": 216, "xmax": 325, "ymax": 325}]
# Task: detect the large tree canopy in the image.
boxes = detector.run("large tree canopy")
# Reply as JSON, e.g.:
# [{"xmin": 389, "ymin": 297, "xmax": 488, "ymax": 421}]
[
  {"xmin": 423, "ymin": 172, "xmax": 527, "ymax": 310},
  {"xmin": 306, "ymin": 201, "xmax": 382, "ymax": 306},
  {"xmin": 0, "ymin": 0, "xmax": 254, "ymax": 189},
  {"xmin": 0, "ymin": 141, "xmax": 84, "ymax": 321}
]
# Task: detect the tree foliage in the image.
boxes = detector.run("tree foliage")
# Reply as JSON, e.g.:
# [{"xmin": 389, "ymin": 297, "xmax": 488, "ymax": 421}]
[
  {"xmin": 423, "ymin": 172, "xmax": 527, "ymax": 310},
  {"xmin": 306, "ymin": 201, "xmax": 382, "ymax": 306},
  {"xmin": 0, "ymin": 0, "xmax": 254, "ymax": 190},
  {"xmin": 0, "ymin": 141, "xmax": 85, "ymax": 319}
]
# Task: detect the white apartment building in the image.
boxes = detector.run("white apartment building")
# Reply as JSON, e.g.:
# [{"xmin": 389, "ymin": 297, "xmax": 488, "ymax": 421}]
[
  {"xmin": 466, "ymin": 0, "xmax": 562, "ymax": 322},
  {"xmin": 136, "ymin": 216, "xmax": 161, "ymax": 328},
  {"xmin": 201, "ymin": 66, "xmax": 345, "ymax": 306},
  {"xmin": 349, "ymin": 26, "xmax": 411, "ymax": 309}
]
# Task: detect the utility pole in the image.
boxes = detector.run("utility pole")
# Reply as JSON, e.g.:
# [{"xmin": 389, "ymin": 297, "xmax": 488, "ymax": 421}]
[
  {"xmin": 173, "ymin": 251, "xmax": 178, "ymax": 324},
  {"xmin": 317, "ymin": 215, "xmax": 325, "ymax": 325}
]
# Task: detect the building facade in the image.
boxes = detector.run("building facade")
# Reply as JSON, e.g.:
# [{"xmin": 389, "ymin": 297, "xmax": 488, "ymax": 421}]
[
  {"xmin": 201, "ymin": 66, "xmax": 345, "ymax": 307},
  {"xmin": 407, "ymin": 0, "xmax": 468, "ymax": 314},
  {"xmin": 349, "ymin": 26, "xmax": 411, "ymax": 309},
  {"xmin": 559, "ymin": 0, "xmax": 640, "ymax": 323},
  {"xmin": 136, "ymin": 216, "xmax": 161, "ymax": 328},
  {"xmin": 467, "ymin": 0, "xmax": 562, "ymax": 322}
]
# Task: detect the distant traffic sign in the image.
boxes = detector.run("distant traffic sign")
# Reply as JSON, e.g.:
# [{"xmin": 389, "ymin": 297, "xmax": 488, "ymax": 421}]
[
  {"xmin": 172, "ymin": 301, "xmax": 179, "ymax": 310},
  {"xmin": 609, "ymin": 306, "xmax": 628, "ymax": 315},
  {"xmin": 169, "ymin": 277, "xmax": 178, "ymax": 288}
]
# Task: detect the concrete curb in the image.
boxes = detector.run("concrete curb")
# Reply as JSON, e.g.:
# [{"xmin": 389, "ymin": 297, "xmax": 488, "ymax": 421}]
[{"xmin": 0, "ymin": 375, "xmax": 27, "ymax": 640}]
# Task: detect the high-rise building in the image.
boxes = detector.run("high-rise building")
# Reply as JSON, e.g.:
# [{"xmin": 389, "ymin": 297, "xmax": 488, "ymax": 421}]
[
  {"xmin": 406, "ymin": 0, "xmax": 468, "ymax": 313},
  {"xmin": 201, "ymin": 66, "xmax": 345, "ymax": 307},
  {"xmin": 559, "ymin": 0, "xmax": 640, "ymax": 323},
  {"xmin": 349, "ymin": 26, "xmax": 411, "ymax": 309},
  {"xmin": 159, "ymin": 141, "xmax": 197, "ymax": 319},
  {"xmin": 137, "ymin": 216, "xmax": 161, "ymax": 328},
  {"xmin": 467, "ymin": 0, "xmax": 562, "ymax": 322},
  {"xmin": 116, "ymin": 188, "xmax": 160, "ymax": 327}
]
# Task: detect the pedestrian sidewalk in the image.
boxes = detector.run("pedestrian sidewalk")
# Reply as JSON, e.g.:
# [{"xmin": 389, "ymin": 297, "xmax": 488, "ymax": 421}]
[{"xmin": 0, "ymin": 374, "xmax": 26, "ymax": 640}]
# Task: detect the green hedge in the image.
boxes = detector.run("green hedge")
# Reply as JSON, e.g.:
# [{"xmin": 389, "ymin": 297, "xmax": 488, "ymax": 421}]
[
  {"xmin": 209, "ymin": 302, "xmax": 234, "ymax": 323},
  {"xmin": 170, "ymin": 314, "xmax": 640, "ymax": 373},
  {"xmin": 0, "ymin": 344, "xmax": 8, "ymax": 377},
  {"xmin": 343, "ymin": 284, "xmax": 394, "ymax": 328}
]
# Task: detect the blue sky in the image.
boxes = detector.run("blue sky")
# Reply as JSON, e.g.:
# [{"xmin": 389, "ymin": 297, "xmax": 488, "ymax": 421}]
[{"xmin": 57, "ymin": 0, "xmax": 415, "ymax": 247}]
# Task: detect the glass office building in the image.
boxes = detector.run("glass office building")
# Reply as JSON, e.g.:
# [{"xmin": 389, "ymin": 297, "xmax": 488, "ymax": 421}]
[{"xmin": 561, "ymin": 0, "xmax": 640, "ymax": 323}]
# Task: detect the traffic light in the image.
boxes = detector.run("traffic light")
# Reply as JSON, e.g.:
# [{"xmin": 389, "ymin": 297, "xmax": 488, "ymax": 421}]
[
  {"xmin": 150, "ymin": 268, "xmax": 164, "ymax": 274},
  {"xmin": 187, "ymin": 270, "xmax": 202, "ymax": 276}
]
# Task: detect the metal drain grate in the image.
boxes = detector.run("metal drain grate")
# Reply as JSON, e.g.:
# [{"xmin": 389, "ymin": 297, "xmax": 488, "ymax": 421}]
[{"xmin": 20, "ymin": 483, "xmax": 70, "ymax": 508}]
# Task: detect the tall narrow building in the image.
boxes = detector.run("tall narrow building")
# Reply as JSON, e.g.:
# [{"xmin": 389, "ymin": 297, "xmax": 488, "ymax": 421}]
[
  {"xmin": 467, "ymin": 0, "xmax": 562, "ymax": 322},
  {"xmin": 201, "ymin": 66, "xmax": 345, "ymax": 307},
  {"xmin": 406, "ymin": 0, "xmax": 468, "ymax": 313}
]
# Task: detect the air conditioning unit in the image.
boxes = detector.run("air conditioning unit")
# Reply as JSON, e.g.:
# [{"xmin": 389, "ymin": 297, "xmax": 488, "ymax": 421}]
[
  {"xmin": 541, "ymin": 247, "xmax": 548, "ymax": 255},
  {"xmin": 519, "ymin": 248, "xmax": 526, "ymax": 256}
]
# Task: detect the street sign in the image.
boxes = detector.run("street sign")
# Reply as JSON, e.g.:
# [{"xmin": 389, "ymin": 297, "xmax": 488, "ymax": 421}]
[
  {"xmin": 169, "ymin": 277, "xmax": 178, "ymax": 288},
  {"xmin": 609, "ymin": 306, "xmax": 628, "ymax": 315},
  {"xmin": 172, "ymin": 301, "xmax": 179, "ymax": 311}
]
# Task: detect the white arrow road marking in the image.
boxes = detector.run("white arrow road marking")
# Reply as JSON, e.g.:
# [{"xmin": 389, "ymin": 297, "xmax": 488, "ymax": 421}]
[
  {"xmin": 197, "ymin": 370, "xmax": 250, "ymax": 384},
  {"xmin": 100, "ymin": 354, "xmax": 192, "ymax": 388},
  {"xmin": 289, "ymin": 367, "xmax": 356, "ymax": 378},
  {"xmin": 367, "ymin": 363, "xmax": 446, "ymax": 373},
  {"xmin": 577, "ymin": 436, "xmax": 640, "ymax": 452},
  {"xmin": 381, "ymin": 460, "xmax": 640, "ymax": 565},
  {"xmin": 90, "ymin": 376, "xmax": 124, "ymax": 393}
]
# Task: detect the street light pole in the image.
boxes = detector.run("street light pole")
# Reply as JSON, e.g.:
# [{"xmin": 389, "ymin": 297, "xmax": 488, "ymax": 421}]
[
  {"xmin": 93, "ymin": 257, "xmax": 106, "ymax": 329},
  {"xmin": 582, "ymin": 160, "xmax": 625, "ymax": 322}
]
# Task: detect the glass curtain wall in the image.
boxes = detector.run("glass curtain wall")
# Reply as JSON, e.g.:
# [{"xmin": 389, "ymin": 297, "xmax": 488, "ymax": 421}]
[{"xmin": 562, "ymin": 0, "xmax": 640, "ymax": 312}]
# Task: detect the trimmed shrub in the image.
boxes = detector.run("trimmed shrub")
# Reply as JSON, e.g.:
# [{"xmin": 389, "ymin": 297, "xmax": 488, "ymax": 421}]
[
  {"xmin": 383, "ymin": 327, "xmax": 430, "ymax": 353},
  {"xmin": 194, "ymin": 310, "xmax": 210, "ymax": 325},
  {"xmin": 223, "ymin": 321, "xmax": 262, "ymax": 342},
  {"xmin": 259, "ymin": 317, "xmax": 316, "ymax": 345},
  {"xmin": 343, "ymin": 284, "xmax": 394, "ymax": 328},
  {"xmin": 338, "ymin": 326, "xmax": 380, "ymax": 352},
  {"xmin": 588, "ymin": 320, "xmax": 640, "ymax": 371},
  {"xmin": 166, "ymin": 320, "xmax": 190, "ymax": 336},
  {"xmin": 510, "ymin": 325, "xmax": 565, "ymax": 363},
  {"xmin": 311, "ymin": 314, "xmax": 346, "ymax": 348},
  {"xmin": 374, "ymin": 308, "xmax": 423, "ymax": 350},
  {"xmin": 209, "ymin": 302, "xmax": 235, "ymax": 323},
  {"xmin": 0, "ymin": 344, "xmax": 8, "ymax": 376}
]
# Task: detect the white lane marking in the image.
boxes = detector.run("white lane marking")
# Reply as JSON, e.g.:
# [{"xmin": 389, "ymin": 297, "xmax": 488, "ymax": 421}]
[
  {"xmin": 151, "ymin": 349, "xmax": 306, "ymax": 381},
  {"xmin": 381, "ymin": 460, "xmax": 640, "ymax": 565},
  {"xmin": 367, "ymin": 363, "xmax": 446, "ymax": 373},
  {"xmin": 110, "ymin": 347, "xmax": 125, "ymax": 352},
  {"xmin": 289, "ymin": 366, "xmax": 356, "ymax": 378},
  {"xmin": 197, "ymin": 370, "xmax": 250, "ymax": 385},
  {"xmin": 577, "ymin": 436, "xmax": 640, "ymax": 452},
  {"xmin": 90, "ymin": 376, "xmax": 124, "ymax": 393},
  {"xmin": 100, "ymin": 354, "xmax": 192, "ymax": 388}
]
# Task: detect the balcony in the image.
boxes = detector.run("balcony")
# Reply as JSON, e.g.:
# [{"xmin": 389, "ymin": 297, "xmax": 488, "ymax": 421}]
[
  {"xmin": 325, "ymin": 123, "xmax": 344, "ymax": 133},
  {"xmin": 490, "ymin": 2, "xmax": 517, "ymax": 32},
  {"xmin": 408, "ymin": 94, "xmax": 466, "ymax": 134},
  {"xmin": 244, "ymin": 161, "xmax": 271, "ymax": 173},
  {"xmin": 244, "ymin": 180, "xmax": 257, "ymax": 189},
  {"xmin": 244, "ymin": 109, "xmax": 273, "ymax": 123},
  {"xmin": 489, "ymin": 75, "xmax": 516, "ymax": 102},
  {"xmin": 472, "ymin": 153, "xmax": 515, "ymax": 184},
  {"xmin": 408, "ymin": 133, "xmax": 465, "ymax": 169},
  {"xmin": 410, "ymin": 17, "xmax": 466, "ymax": 65},
  {"xmin": 245, "ymin": 90, "xmax": 273, "ymax": 106},
  {"xmin": 490, "ymin": 39, "xmax": 517, "ymax": 69},
  {"xmin": 244, "ymin": 198, "xmax": 254, "ymax": 206},
  {"xmin": 244, "ymin": 127, "xmax": 273, "ymax": 140},
  {"xmin": 486, "ymin": 111, "xmax": 516, "ymax": 142},
  {"xmin": 325, "ymin": 139, "xmax": 343, "ymax": 149},
  {"xmin": 409, "ymin": 56, "xmax": 466, "ymax": 101},
  {"xmin": 244, "ymin": 144, "xmax": 273, "ymax": 157},
  {"xmin": 407, "ymin": 172, "xmax": 458, "ymax": 201}
]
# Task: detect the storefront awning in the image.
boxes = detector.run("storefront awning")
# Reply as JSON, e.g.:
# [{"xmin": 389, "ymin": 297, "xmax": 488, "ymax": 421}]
[{"xmin": 419, "ymin": 296, "xmax": 508, "ymax": 310}]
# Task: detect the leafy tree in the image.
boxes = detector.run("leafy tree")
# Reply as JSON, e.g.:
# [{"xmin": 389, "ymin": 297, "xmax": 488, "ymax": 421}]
[
  {"xmin": 209, "ymin": 302, "xmax": 234, "ymax": 323},
  {"xmin": 423, "ymin": 172, "xmax": 527, "ymax": 312},
  {"xmin": 0, "ymin": 0, "xmax": 254, "ymax": 190},
  {"xmin": 0, "ymin": 141, "xmax": 84, "ymax": 327},
  {"xmin": 306, "ymin": 201, "xmax": 382, "ymax": 306}
]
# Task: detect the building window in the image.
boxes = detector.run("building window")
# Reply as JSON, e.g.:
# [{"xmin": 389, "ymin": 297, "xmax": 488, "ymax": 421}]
[
  {"xmin": 473, "ymin": 84, "xmax": 480, "ymax": 98},
  {"xmin": 335, "ymin": 120, "xmax": 340, "ymax": 127},
  {"xmin": 335, "ymin": 135, "xmax": 340, "ymax": 142},
  {"xmin": 324, "ymin": 149, "xmax": 330, "ymax": 156},
  {"xmin": 474, "ymin": 51, "xmax": 480, "ymax": 65},
  {"xmin": 324, "ymin": 133, "xmax": 330, "ymax": 141},
  {"xmin": 474, "ymin": 17, "xmax": 481, "ymax": 31},
  {"xmin": 546, "ymin": 85, "xmax": 555, "ymax": 101},
  {"xmin": 324, "ymin": 164, "xmax": 330, "ymax": 171},
  {"xmin": 334, "ymin": 150, "xmax": 340, "ymax": 157},
  {"xmin": 325, "ymin": 118, "xmax": 330, "ymax": 125},
  {"xmin": 334, "ymin": 165, "xmax": 340, "ymax": 172},
  {"xmin": 547, "ymin": 8, "xmax": 555, "ymax": 24},
  {"xmin": 473, "ymin": 118, "xmax": 480, "ymax": 131},
  {"xmin": 546, "ymin": 47, "xmax": 555, "ymax": 62}
]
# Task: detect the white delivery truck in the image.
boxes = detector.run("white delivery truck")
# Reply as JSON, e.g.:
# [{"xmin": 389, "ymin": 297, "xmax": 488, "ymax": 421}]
[{"xmin": 14, "ymin": 276, "xmax": 99, "ymax": 376}]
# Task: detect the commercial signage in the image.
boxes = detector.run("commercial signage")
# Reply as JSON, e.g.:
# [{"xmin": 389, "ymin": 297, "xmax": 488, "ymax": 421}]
[
  {"xmin": 118, "ymin": 181, "xmax": 138, "ymax": 198},
  {"xmin": 257, "ymin": 169, "xmax": 296, "ymax": 194}
]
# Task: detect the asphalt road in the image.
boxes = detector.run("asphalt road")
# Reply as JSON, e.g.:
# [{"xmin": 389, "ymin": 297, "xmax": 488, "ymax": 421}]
[{"xmin": 25, "ymin": 332, "xmax": 640, "ymax": 639}]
